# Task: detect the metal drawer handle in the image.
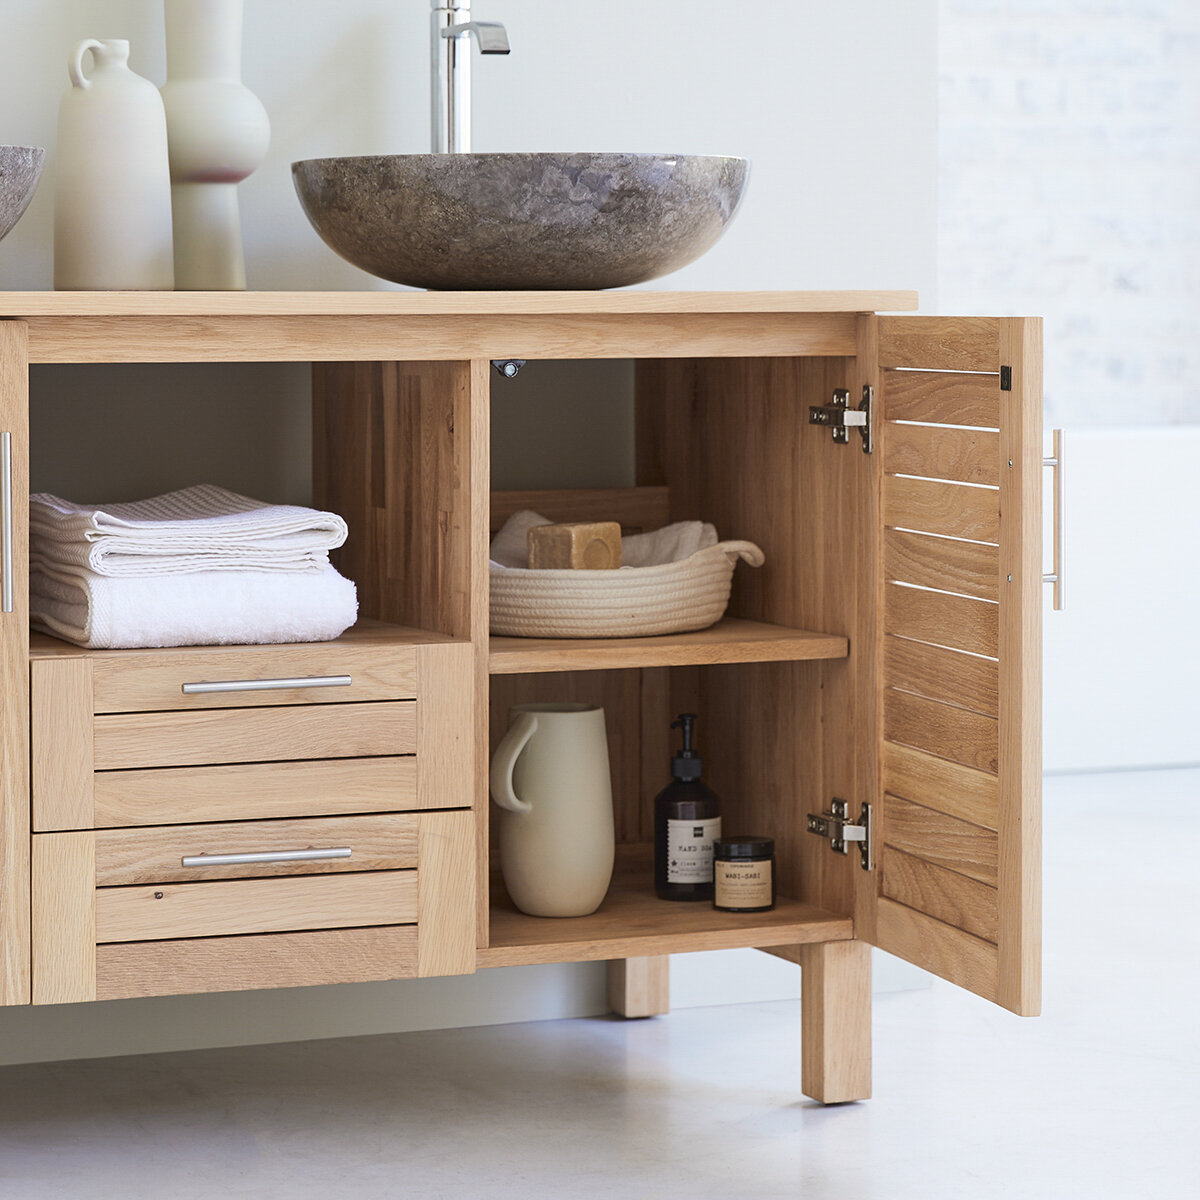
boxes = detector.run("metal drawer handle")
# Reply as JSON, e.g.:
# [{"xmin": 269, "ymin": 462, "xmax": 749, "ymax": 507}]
[
  {"xmin": 1, "ymin": 431, "xmax": 13, "ymax": 615},
  {"xmin": 1042, "ymin": 429, "xmax": 1065, "ymax": 611},
  {"xmin": 181, "ymin": 847, "xmax": 353, "ymax": 868},
  {"xmin": 181, "ymin": 674, "xmax": 352, "ymax": 695}
]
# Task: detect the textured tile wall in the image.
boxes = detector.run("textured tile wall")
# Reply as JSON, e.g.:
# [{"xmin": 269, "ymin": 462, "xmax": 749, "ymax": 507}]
[{"xmin": 939, "ymin": 0, "xmax": 1200, "ymax": 425}]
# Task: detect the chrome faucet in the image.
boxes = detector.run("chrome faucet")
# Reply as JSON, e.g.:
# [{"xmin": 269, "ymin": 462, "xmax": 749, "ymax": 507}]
[{"xmin": 430, "ymin": 0, "xmax": 510, "ymax": 154}]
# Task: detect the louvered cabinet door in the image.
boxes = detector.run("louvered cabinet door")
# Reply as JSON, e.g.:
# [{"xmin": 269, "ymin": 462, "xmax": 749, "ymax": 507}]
[{"xmin": 866, "ymin": 316, "xmax": 1042, "ymax": 1016}]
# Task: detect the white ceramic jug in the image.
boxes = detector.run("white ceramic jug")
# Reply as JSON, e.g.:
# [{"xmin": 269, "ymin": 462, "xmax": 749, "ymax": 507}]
[
  {"xmin": 54, "ymin": 40, "xmax": 175, "ymax": 291},
  {"xmin": 490, "ymin": 703, "xmax": 615, "ymax": 918}
]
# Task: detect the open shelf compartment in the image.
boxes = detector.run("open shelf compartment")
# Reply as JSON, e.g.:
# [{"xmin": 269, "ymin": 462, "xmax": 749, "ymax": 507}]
[{"xmin": 480, "ymin": 844, "xmax": 852, "ymax": 968}]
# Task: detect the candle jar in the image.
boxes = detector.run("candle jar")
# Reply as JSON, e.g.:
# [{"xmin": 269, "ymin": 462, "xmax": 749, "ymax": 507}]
[{"xmin": 713, "ymin": 837, "xmax": 775, "ymax": 913}]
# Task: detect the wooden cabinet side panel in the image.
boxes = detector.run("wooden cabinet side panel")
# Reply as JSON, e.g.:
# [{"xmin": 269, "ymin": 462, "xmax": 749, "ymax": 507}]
[
  {"xmin": 417, "ymin": 641, "xmax": 477, "ymax": 812},
  {"xmin": 31, "ymin": 656, "xmax": 94, "ymax": 830},
  {"xmin": 32, "ymin": 831, "xmax": 96, "ymax": 1004},
  {"xmin": 467, "ymin": 360, "xmax": 491, "ymax": 949},
  {"xmin": 0, "ymin": 320, "xmax": 29, "ymax": 1004},
  {"xmin": 417, "ymin": 810, "xmax": 476, "ymax": 977}
]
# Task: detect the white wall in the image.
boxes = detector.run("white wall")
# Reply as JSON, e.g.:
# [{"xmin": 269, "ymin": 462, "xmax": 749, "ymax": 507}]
[
  {"xmin": 939, "ymin": 0, "xmax": 1200, "ymax": 428},
  {"xmin": 0, "ymin": 0, "xmax": 938, "ymax": 1064},
  {"xmin": 939, "ymin": 0, "xmax": 1200, "ymax": 770},
  {"xmin": 1042, "ymin": 428, "xmax": 1200, "ymax": 771},
  {"xmin": 1, "ymin": 0, "xmax": 938, "ymax": 296}
]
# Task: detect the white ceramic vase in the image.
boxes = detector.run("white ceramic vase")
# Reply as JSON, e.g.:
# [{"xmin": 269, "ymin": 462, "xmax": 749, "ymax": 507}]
[
  {"xmin": 54, "ymin": 40, "xmax": 175, "ymax": 291},
  {"xmin": 490, "ymin": 703, "xmax": 616, "ymax": 918},
  {"xmin": 160, "ymin": 0, "xmax": 270, "ymax": 290}
]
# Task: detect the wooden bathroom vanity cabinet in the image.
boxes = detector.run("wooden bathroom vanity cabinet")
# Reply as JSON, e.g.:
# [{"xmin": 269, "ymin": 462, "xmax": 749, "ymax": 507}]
[{"xmin": 0, "ymin": 291, "xmax": 1042, "ymax": 1104}]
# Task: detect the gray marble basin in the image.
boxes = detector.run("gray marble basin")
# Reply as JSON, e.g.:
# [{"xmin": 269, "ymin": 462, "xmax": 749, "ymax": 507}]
[
  {"xmin": 292, "ymin": 153, "xmax": 748, "ymax": 290},
  {"xmin": 0, "ymin": 147, "xmax": 45, "ymax": 243}
]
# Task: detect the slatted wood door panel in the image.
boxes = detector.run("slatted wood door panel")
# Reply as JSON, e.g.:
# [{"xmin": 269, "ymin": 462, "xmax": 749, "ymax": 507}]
[{"xmin": 870, "ymin": 316, "xmax": 1042, "ymax": 1016}]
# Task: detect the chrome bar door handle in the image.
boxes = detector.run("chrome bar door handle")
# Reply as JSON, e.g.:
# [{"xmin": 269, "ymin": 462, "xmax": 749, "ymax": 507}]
[
  {"xmin": 181, "ymin": 847, "xmax": 353, "ymax": 868},
  {"xmin": 1043, "ymin": 429, "xmax": 1065, "ymax": 611},
  {"xmin": 181, "ymin": 675, "xmax": 352, "ymax": 695},
  {"xmin": 1, "ymin": 431, "xmax": 13, "ymax": 614}
]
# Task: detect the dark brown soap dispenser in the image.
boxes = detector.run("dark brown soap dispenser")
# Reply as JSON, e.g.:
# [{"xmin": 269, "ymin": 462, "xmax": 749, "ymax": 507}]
[{"xmin": 654, "ymin": 713, "xmax": 723, "ymax": 901}]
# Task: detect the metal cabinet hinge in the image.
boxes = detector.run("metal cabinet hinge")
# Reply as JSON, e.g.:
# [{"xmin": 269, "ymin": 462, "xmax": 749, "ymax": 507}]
[
  {"xmin": 1000, "ymin": 365, "xmax": 1012, "ymax": 391},
  {"xmin": 806, "ymin": 799, "xmax": 874, "ymax": 871},
  {"xmin": 809, "ymin": 386, "xmax": 873, "ymax": 453}
]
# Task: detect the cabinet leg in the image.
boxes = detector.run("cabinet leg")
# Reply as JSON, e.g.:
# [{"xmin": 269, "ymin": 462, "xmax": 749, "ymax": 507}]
[
  {"xmin": 607, "ymin": 955, "xmax": 670, "ymax": 1018},
  {"xmin": 799, "ymin": 940, "xmax": 872, "ymax": 1103}
]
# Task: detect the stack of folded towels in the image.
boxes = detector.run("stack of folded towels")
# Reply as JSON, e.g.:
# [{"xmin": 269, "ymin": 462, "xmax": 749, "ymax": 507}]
[{"xmin": 29, "ymin": 484, "xmax": 359, "ymax": 649}]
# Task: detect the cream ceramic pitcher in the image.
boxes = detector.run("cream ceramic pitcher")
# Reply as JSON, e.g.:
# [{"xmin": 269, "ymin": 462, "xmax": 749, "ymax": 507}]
[
  {"xmin": 490, "ymin": 703, "xmax": 615, "ymax": 918},
  {"xmin": 54, "ymin": 39, "xmax": 175, "ymax": 290}
]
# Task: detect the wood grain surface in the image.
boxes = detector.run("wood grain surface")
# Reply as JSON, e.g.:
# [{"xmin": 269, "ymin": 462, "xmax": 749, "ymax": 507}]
[
  {"xmin": 94, "ymin": 814, "xmax": 419, "ymax": 885},
  {"xmin": 95, "ymin": 870, "xmax": 418, "ymax": 943},
  {"xmin": 93, "ymin": 701, "xmax": 416, "ymax": 770},
  {"xmin": 95, "ymin": 926, "xmax": 419, "ymax": 1001},
  {"xmin": 490, "ymin": 619, "xmax": 848, "ymax": 675},
  {"xmin": 799, "ymin": 940, "xmax": 872, "ymax": 1103},
  {"xmin": 0, "ymin": 321, "xmax": 28, "ymax": 1004},
  {"xmin": 93, "ymin": 757, "xmax": 421, "ymax": 828}
]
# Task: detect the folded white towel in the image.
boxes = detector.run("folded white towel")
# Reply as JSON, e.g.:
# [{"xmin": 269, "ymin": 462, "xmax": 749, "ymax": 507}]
[
  {"xmin": 489, "ymin": 510, "xmax": 720, "ymax": 570},
  {"xmin": 30, "ymin": 563, "xmax": 359, "ymax": 650},
  {"xmin": 30, "ymin": 485, "xmax": 348, "ymax": 577}
]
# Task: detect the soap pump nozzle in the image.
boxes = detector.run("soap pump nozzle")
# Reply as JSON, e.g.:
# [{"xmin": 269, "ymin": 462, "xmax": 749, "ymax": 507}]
[{"xmin": 670, "ymin": 712, "xmax": 703, "ymax": 781}]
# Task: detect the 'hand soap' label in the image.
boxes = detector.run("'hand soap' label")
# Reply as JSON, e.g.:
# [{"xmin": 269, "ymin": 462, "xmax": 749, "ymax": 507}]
[{"xmin": 666, "ymin": 817, "xmax": 722, "ymax": 884}]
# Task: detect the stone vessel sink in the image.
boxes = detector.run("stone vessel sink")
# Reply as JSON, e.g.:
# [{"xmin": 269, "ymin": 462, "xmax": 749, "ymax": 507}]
[
  {"xmin": 0, "ymin": 146, "xmax": 45, "ymax": 243},
  {"xmin": 291, "ymin": 152, "xmax": 748, "ymax": 290}
]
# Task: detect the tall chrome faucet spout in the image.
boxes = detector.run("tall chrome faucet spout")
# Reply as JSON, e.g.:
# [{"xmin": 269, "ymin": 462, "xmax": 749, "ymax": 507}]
[
  {"xmin": 431, "ymin": 0, "xmax": 510, "ymax": 154},
  {"xmin": 443, "ymin": 21, "xmax": 510, "ymax": 54}
]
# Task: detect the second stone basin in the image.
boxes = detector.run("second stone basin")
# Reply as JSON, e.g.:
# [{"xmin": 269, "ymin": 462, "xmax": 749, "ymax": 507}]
[{"xmin": 291, "ymin": 152, "xmax": 749, "ymax": 290}]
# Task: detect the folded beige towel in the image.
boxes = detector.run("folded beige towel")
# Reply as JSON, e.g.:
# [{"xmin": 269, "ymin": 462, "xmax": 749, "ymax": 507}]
[{"xmin": 30, "ymin": 484, "xmax": 348, "ymax": 577}]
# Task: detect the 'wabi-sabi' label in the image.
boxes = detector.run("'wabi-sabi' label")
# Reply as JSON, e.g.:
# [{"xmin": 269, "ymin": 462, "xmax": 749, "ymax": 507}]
[
  {"xmin": 714, "ymin": 860, "xmax": 773, "ymax": 909},
  {"xmin": 667, "ymin": 817, "xmax": 721, "ymax": 884}
]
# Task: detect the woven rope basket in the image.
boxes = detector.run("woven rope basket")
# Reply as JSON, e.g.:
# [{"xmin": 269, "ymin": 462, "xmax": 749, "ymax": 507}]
[{"xmin": 489, "ymin": 540, "xmax": 765, "ymax": 638}]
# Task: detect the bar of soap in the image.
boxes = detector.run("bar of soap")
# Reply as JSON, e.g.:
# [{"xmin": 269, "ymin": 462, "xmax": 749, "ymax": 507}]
[{"xmin": 527, "ymin": 521, "xmax": 622, "ymax": 570}]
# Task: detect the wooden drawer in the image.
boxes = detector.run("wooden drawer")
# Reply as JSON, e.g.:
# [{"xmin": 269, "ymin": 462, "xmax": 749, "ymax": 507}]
[
  {"xmin": 91, "ymin": 758, "xmax": 419, "ymax": 828},
  {"xmin": 32, "ymin": 810, "xmax": 476, "ymax": 1002},
  {"xmin": 94, "ymin": 813, "xmax": 419, "ymax": 885},
  {"xmin": 97, "ymin": 872, "xmax": 418, "ymax": 942},
  {"xmin": 93, "ymin": 701, "xmax": 416, "ymax": 770},
  {"xmin": 31, "ymin": 638, "xmax": 475, "ymax": 829},
  {"xmin": 93, "ymin": 928, "xmax": 421, "ymax": 1001},
  {"xmin": 32, "ymin": 626, "xmax": 424, "ymax": 714}
]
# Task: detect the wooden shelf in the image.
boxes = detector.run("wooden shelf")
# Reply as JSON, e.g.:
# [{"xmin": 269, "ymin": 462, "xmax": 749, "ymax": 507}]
[
  {"xmin": 28, "ymin": 618, "xmax": 462, "ymax": 661},
  {"xmin": 488, "ymin": 618, "xmax": 848, "ymax": 675},
  {"xmin": 480, "ymin": 844, "xmax": 852, "ymax": 968}
]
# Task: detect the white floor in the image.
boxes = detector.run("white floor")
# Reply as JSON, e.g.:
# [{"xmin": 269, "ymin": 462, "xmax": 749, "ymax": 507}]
[{"xmin": 1, "ymin": 768, "xmax": 1197, "ymax": 1200}]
